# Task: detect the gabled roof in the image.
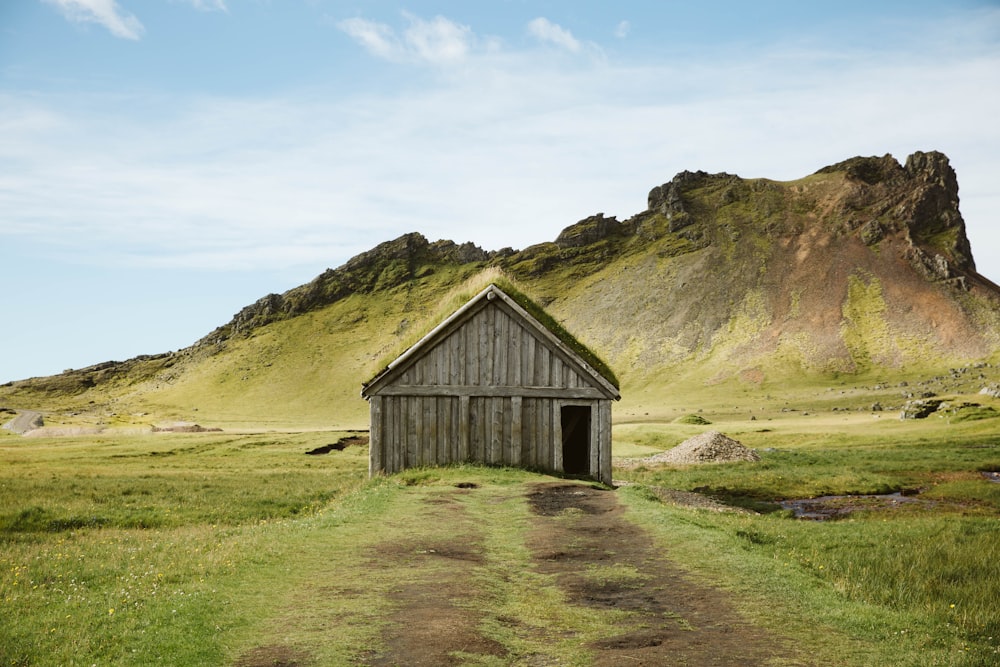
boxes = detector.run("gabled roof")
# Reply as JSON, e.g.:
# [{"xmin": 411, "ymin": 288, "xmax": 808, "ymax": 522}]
[{"xmin": 361, "ymin": 283, "xmax": 620, "ymax": 400}]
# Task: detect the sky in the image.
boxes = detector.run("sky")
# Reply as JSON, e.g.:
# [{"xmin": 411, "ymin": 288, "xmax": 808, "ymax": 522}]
[{"xmin": 1, "ymin": 1, "xmax": 999, "ymax": 383}]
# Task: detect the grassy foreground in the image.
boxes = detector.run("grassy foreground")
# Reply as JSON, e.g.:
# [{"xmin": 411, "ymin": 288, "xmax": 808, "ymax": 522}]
[{"xmin": 1, "ymin": 409, "xmax": 999, "ymax": 666}]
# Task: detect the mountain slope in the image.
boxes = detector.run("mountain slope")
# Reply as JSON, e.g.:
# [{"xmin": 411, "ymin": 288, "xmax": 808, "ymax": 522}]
[
  {"xmin": 542, "ymin": 152, "xmax": 999, "ymax": 378},
  {"xmin": 3, "ymin": 151, "xmax": 998, "ymax": 427}
]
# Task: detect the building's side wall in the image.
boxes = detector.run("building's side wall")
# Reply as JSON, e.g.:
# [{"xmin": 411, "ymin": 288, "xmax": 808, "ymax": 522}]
[{"xmin": 369, "ymin": 395, "xmax": 613, "ymax": 484}]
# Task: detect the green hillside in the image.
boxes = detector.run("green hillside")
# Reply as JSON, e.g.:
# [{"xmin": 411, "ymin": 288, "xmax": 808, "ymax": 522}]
[{"xmin": 3, "ymin": 150, "xmax": 999, "ymax": 429}]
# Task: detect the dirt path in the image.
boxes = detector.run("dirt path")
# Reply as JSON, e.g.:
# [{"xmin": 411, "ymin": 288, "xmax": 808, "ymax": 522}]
[
  {"xmin": 525, "ymin": 482, "xmax": 794, "ymax": 665},
  {"xmin": 362, "ymin": 482, "xmax": 797, "ymax": 666},
  {"xmin": 1, "ymin": 409, "xmax": 43, "ymax": 434},
  {"xmin": 365, "ymin": 486, "xmax": 506, "ymax": 666}
]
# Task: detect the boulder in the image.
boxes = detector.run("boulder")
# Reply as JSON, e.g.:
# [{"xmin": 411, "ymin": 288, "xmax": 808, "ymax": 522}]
[
  {"xmin": 554, "ymin": 213, "xmax": 622, "ymax": 248},
  {"xmin": 860, "ymin": 220, "xmax": 885, "ymax": 246},
  {"xmin": 980, "ymin": 383, "xmax": 1000, "ymax": 399},
  {"xmin": 900, "ymin": 398, "xmax": 943, "ymax": 420}
]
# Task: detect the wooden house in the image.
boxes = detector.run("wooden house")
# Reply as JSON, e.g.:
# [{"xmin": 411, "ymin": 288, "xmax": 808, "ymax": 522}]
[{"xmin": 361, "ymin": 283, "xmax": 621, "ymax": 484}]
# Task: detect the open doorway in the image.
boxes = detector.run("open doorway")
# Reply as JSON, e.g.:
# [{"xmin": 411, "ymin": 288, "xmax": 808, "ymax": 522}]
[{"xmin": 561, "ymin": 405, "xmax": 591, "ymax": 476}]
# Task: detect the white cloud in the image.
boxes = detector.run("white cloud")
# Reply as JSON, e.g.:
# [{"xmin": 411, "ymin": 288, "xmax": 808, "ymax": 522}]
[
  {"xmin": 403, "ymin": 13, "xmax": 472, "ymax": 64},
  {"xmin": 42, "ymin": 0, "xmax": 144, "ymax": 40},
  {"xmin": 337, "ymin": 13, "xmax": 473, "ymax": 65},
  {"xmin": 337, "ymin": 17, "xmax": 400, "ymax": 61},
  {"xmin": 5, "ymin": 11, "xmax": 1000, "ymax": 282},
  {"xmin": 614, "ymin": 20, "xmax": 630, "ymax": 39},
  {"xmin": 180, "ymin": 0, "xmax": 228, "ymax": 11},
  {"xmin": 527, "ymin": 17, "xmax": 581, "ymax": 52}
]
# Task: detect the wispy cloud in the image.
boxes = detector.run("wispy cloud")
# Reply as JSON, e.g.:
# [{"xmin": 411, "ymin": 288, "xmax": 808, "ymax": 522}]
[
  {"xmin": 527, "ymin": 17, "xmax": 581, "ymax": 52},
  {"xmin": 42, "ymin": 0, "xmax": 144, "ymax": 40},
  {"xmin": 614, "ymin": 20, "xmax": 630, "ymax": 39},
  {"xmin": 336, "ymin": 17, "xmax": 398, "ymax": 60},
  {"xmin": 403, "ymin": 13, "xmax": 474, "ymax": 64},
  {"xmin": 337, "ymin": 13, "xmax": 474, "ymax": 65},
  {"xmin": 180, "ymin": 0, "xmax": 228, "ymax": 12},
  {"xmin": 41, "ymin": 0, "xmax": 228, "ymax": 39}
]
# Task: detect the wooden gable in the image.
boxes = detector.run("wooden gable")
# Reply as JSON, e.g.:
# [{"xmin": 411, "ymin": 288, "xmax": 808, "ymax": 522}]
[{"xmin": 362, "ymin": 284, "xmax": 620, "ymax": 401}]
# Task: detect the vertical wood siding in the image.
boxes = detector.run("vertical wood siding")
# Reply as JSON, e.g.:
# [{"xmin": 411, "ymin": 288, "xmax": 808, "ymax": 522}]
[
  {"xmin": 371, "ymin": 394, "xmax": 599, "ymax": 477},
  {"xmin": 599, "ymin": 400, "xmax": 613, "ymax": 483},
  {"xmin": 368, "ymin": 300, "xmax": 615, "ymax": 484},
  {"xmin": 399, "ymin": 303, "xmax": 592, "ymax": 390}
]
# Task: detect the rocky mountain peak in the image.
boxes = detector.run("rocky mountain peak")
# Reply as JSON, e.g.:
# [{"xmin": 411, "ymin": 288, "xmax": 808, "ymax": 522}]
[
  {"xmin": 5, "ymin": 150, "xmax": 998, "ymax": 400},
  {"xmin": 813, "ymin": 151, "xmax": 974, "ymax": 278},
  {"xmin": 815, "ymin": 153, "xmax": 905, "ymax": 185},
  {"xmin": 199, "ymin": 232, "xmax": 495, "ymax": 347},
  {"xmin": 647, "ymin": 170, "xmax": 738, "ymax": 219},
  {"xmin": 900, "ymin": 151, "xmax": 973, "ymax": 275},
  {"xmin": 905, "ymin": 150, "xmax": 959, "ymax": 191},
  {"xmin": 191, "ymin": 149, "xmax": 987, "ymax": 354}
]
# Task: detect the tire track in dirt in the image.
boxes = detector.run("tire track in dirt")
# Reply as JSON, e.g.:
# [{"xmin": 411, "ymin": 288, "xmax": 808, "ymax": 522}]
[
  {"xmin": 365, "ymin": 487, "xmax": 506, "ymax": 666},
  {"xmin": 235, "ymin": 481, "xmax": 800, "ymax": 666},
  {"xmin": 526, "ymin": 482, "xmax": 800, "ymax": 666}
]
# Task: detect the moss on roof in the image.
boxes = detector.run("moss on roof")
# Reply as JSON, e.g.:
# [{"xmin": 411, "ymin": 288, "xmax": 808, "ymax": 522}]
[
  {"xmin": 494, "ymin": 280, "xmax": 620, "ymax": 390},
  {"xmin": 366, "ymin": 268, "xmax": 619, "ymax": 390}
]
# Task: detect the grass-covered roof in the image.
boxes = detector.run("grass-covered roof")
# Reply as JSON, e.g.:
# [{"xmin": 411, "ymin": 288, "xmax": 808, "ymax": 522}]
[{"xmin": 364, "ymin": 268, "xmax": 619, "ymax": 392}]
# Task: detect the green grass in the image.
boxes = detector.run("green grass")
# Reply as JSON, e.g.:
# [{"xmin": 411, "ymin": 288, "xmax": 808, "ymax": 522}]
[
  {"xmin": 621, "ymin": 489, "xmax": 1000, "ymax": 666},
  {"xmin": 0, "ymin": 430, "xmax": 370, "ymax": 666},
  {"xmin": 615, "ymin": 406, "xmax": 1000, "ymax": 501},
  {"xmin": 613, "ymin": 409, "xmax": 1000, "ymax": 665},
  {"xmin": 0, "ymin": 433, "xmax": 367, "ymax": 532},
  {"xmin": 674, "ymin": 413, "xmax": 712, "ymax": 425},
  {"xmin": 3, "ymin": 410, "xmax": 1000, "ymax": 665}
]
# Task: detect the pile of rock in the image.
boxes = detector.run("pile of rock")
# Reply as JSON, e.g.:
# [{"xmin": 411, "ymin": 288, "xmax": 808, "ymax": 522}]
[
  {"xmin": 151, "ymin": 422, "xmax": 222, "ymax": 433},
  {"xmin": 631, "ymin": 431, "xmax": 760, "ymax": 466},
  {"xmin": 2, "ymin": 410, "xmax": 44, "ymax": 435}
]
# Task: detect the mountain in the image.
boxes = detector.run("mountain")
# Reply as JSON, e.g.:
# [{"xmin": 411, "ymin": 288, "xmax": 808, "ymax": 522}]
[{"xmin": 3, "ymin": 151, "xmax": 999, "ymax": 428}]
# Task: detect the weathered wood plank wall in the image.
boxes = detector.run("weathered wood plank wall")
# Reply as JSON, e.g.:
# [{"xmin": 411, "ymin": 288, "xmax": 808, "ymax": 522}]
[
  {"xmin": 371, "ymin": 394, "xmax": 581, "ymax": 474},
  {"xmin": 366, "ymin": 296, "xmax": 616, "ymax": 484},
  {"xmin": 397, "ymin": 305, "xmax": 588, "ymax": 390}
]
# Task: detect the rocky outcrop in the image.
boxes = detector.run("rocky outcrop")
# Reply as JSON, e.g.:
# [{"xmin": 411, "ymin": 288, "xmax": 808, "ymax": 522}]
[
  {"xmin": 980, "ymin": 383, "xmax": 1000, "ymax": 399},
  {"xmin": 900, "ymin": 398, "xmax": 944, "ymax": 420},
  {"xmin": 816, "ymin": 153, "xmax": 905, "ymax": 185},
  {"xmin": 199, "ymin": 233, "xmax": 495, "ymax": 345},
  {"xmin": 900, "ymin": 152, "xmax": 974, "ymax": 274},
  {"xmin": 554, "ymin": 214, "xmax": 623, "ymax": 248},
  {"xmin": 820, "ymin": 151, "xmax": 975, "ymax": 280},
  {"xmin": 4, "ymin": 354, "xmax": 177, "ymax": 396},
  {"xmin": 646, "ymin": 170, "xmax": 738, "ymax": 232},
  {"xmin": 859, "ymin": 220, "xmax": 885, "ymax": 246}
]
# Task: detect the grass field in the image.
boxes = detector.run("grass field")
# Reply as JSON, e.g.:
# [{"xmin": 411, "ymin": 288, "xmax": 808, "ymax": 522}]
[{"xmin": 2, "ymin": 405, "xmax": 999, "ymax": 665}]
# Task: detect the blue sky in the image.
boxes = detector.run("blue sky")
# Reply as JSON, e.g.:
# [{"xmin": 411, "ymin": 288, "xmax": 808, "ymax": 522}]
[{"xmin": 2, "ymin": 1, "xmax": 999, "ymax": 383}]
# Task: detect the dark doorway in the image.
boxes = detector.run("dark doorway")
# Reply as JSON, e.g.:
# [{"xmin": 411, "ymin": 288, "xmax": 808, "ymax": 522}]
[{"xmin": 561, "ymin": 405, "xmax": 591, "ymax": 476}]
